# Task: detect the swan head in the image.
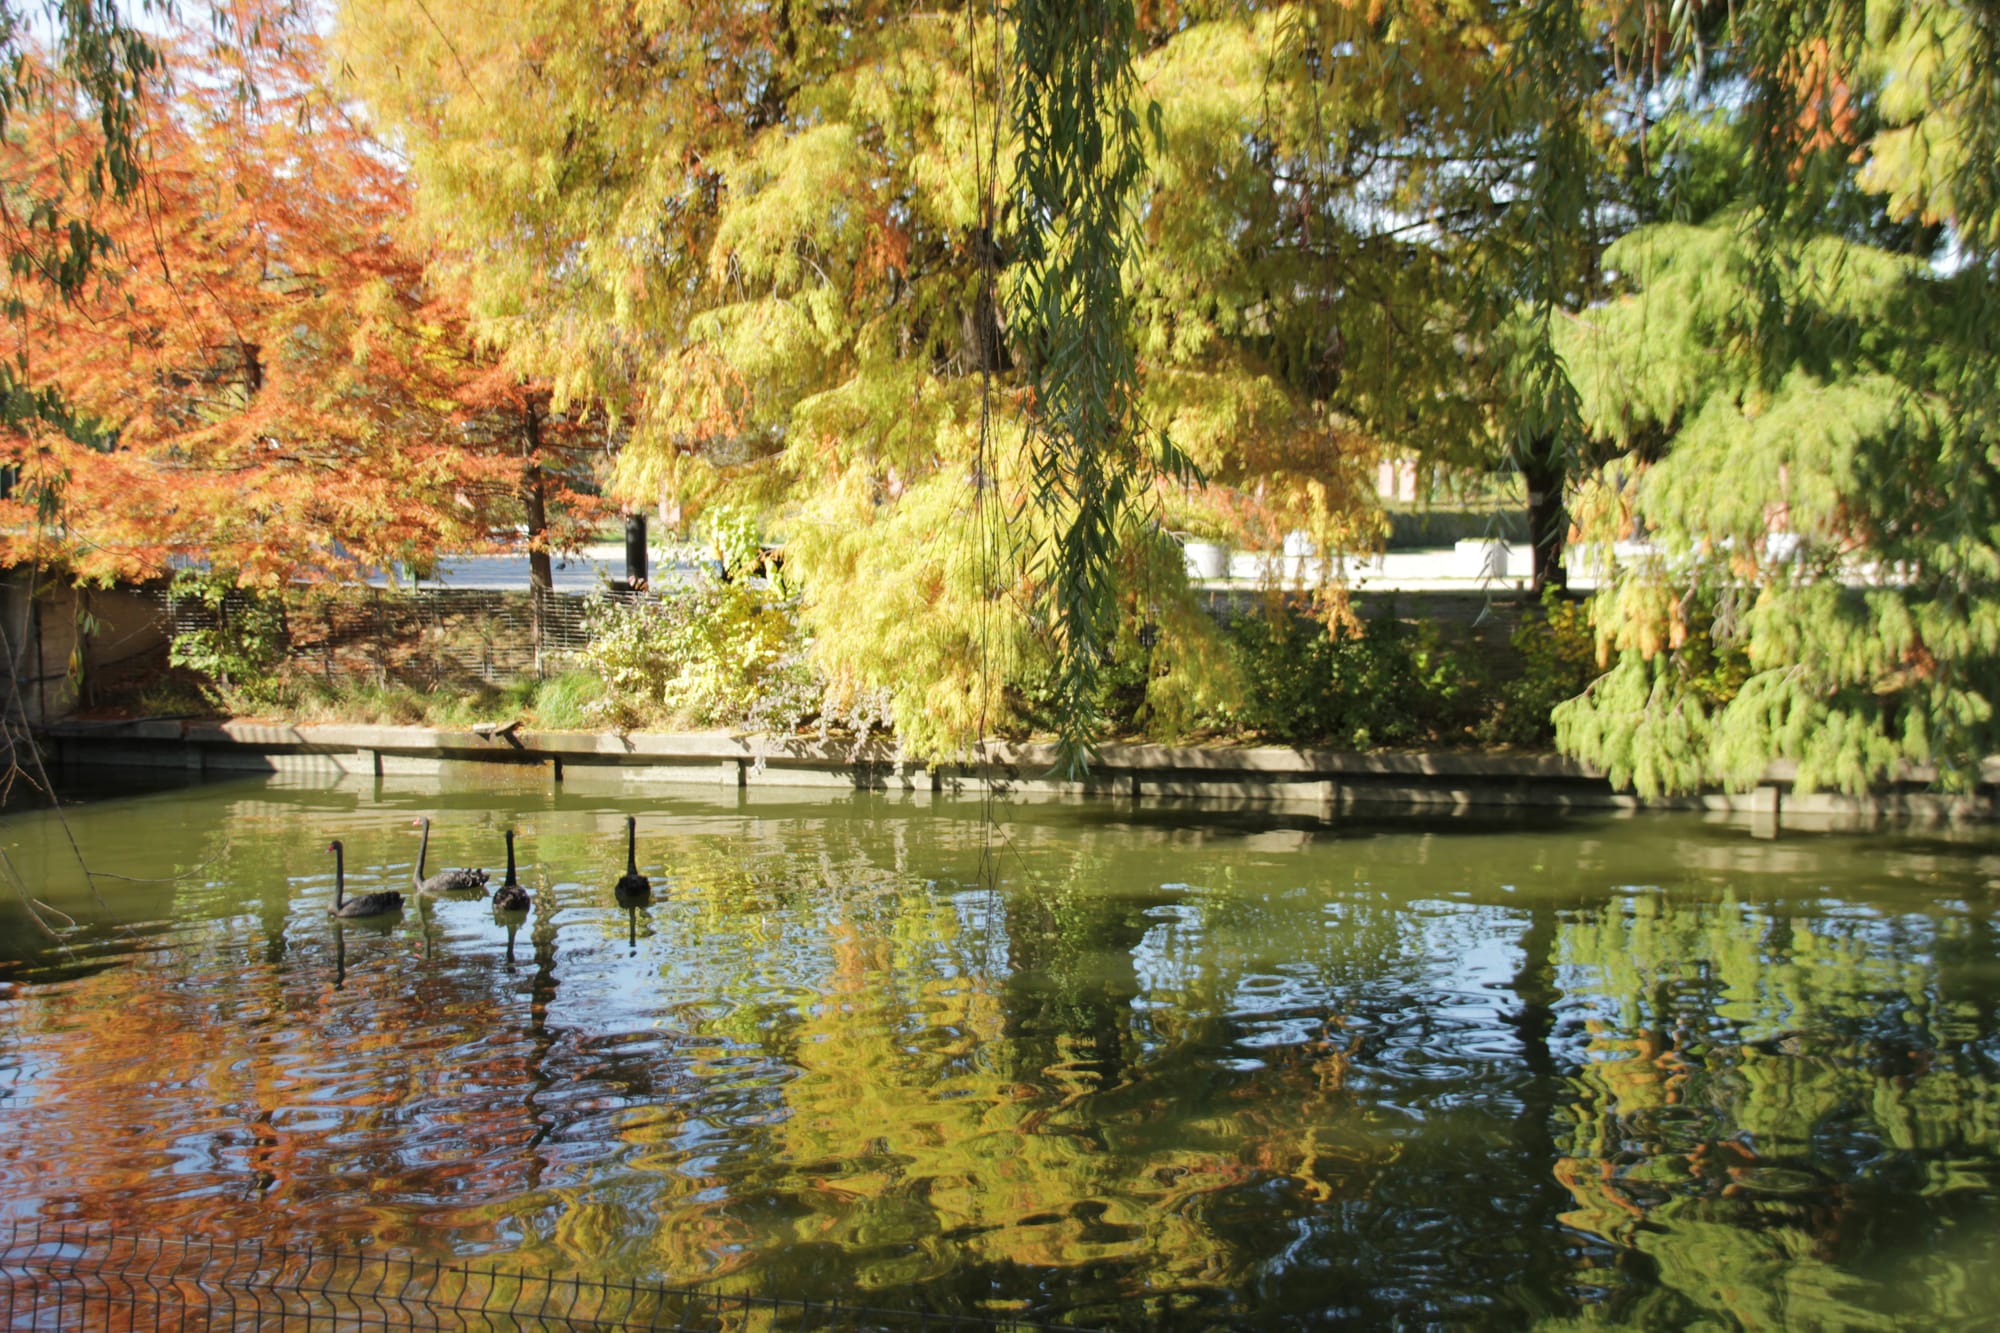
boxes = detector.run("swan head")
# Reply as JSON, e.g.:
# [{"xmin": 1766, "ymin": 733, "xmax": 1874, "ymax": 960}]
[{"xmin": 327, "ymin": 839, "xmax": 343, "ymax": 854}]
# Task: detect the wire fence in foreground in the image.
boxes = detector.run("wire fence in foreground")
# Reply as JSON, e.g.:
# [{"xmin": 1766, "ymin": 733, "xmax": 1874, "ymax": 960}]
[{"xmin": 0, "ymin": 1224, "xmax": 1090, "ymax": 1332}]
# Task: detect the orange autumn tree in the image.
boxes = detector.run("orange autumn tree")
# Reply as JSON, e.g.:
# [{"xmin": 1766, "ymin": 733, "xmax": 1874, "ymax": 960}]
[
  {"xmin": 444, "ymin": 353, "xmax": 611, "ymax": 595},
  {"xmin": 0, "ymin": 5, "xmax": 600, "ymax": 588}
]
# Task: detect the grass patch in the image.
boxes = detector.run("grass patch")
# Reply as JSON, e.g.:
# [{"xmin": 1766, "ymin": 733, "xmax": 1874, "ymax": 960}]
[
  {"xmin": 527, "ymin": 671, "xmax": 604, "ymax": 729},
  {"xmin": 202, "ymin": 669, "xmax": 611, "ymax": 732}
]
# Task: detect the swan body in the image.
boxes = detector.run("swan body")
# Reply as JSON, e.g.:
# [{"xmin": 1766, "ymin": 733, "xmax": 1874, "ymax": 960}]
[
  {"xmin": 492, "ymin": 828, "xmax": 531, "ymax": 913},
  {"xmin": 327, "ymin": 840, "xmax": 403, "ymax": 918},
  {"xmin": 410, "ymin": 817, "xmax": 489, "ymax": 895},
  {"xmin": 614, "ymin": 815, "xmax": 651, "ymax": 904}
]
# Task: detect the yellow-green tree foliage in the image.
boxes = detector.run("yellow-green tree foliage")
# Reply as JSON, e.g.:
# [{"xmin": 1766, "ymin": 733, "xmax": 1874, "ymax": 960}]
[{"xmin": 335, "ymin": 1, "xmax": 1513, "ymax": 758}]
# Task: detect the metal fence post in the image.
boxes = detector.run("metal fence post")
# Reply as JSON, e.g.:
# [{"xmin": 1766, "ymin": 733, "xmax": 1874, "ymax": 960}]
[
  {"xmin": 372, "ymin": 587, "xmax": 387, "ymax": 688},
  {"xmin": 532, "ymin": 587, "xmax": 546, "ymax": 679}
]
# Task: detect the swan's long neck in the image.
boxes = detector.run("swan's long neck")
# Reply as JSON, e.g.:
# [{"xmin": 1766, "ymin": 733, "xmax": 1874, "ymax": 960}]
[
  {"xmin": 413, "ymin": 820, "xmax": 430, "ymax": 885},
  {"xmin": 333, "ymin": 843, "xmax": 346, "ymax": 908},
  {"xmin": 504, "ymin": 831, "xmax": 518, "ymax": 887},
  {"xmin": 626, "ymin": 818, "xmax": 638, "ymax": 875}
]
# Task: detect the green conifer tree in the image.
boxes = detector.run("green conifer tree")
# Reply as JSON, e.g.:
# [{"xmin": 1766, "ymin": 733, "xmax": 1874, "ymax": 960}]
[{"xmin": 1554, "ymin": 0, "xmax": 2000, "ymax": 796}]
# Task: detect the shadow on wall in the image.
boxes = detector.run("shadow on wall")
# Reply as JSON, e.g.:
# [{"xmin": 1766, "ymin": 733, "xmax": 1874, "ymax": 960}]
[{"xmin": 2, "ymin": 571, "xmax": 172, "ymax": 725}]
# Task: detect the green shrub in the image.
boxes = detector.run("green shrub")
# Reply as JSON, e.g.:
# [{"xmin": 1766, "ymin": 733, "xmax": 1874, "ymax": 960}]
[
  {"xmin": 702, "ymin": 503, "xmax": 764, "ymax": 581},
  {"xmin": 166, "ymin": 570, "xmax": 287, "ymax": 708},
  {"xmin": 577, "ymin": 579, "xmax": 818, "ymax": 731},
  {"xmin": 1477, "ymin": 589, "xmax": 1601, "ymax": 748},
  {"xmin": 1217, "ymin": 600, "xmax": 1476, "ymax": 748}
]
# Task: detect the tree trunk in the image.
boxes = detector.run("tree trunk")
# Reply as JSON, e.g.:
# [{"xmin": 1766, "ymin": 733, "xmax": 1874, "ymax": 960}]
[
  {"xmin": 522, "ymin": 402, "xmax": 553, "ymax": 596},
  {"xmin": 523, "ymin": 402, "xmax": 552, "ymax": 673},
  {"xmin": 1522, "ymin": 436, "xmax": 1569, "ymax": 596},
  {"xmin": 961, "ymin": 226, "xmax": 1012, "ymax": 374}
]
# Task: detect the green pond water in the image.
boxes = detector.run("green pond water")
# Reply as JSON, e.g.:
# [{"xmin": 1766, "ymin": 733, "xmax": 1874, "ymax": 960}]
[{"xmin": 4, "ymin": 772, "xmax": 2000, "ymax": 1328}]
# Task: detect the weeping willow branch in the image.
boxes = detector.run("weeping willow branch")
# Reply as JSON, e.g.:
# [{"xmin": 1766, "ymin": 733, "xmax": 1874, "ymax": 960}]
[{"xmin": 1010, "ymin": 0, "xmax": 1194, "ymax": 776}]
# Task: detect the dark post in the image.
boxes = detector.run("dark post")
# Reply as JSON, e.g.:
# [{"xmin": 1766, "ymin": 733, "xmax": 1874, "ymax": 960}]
[
  {"xmin": 624, "ymin": 513, "xmax": 648, "ymax": 591},
  {"xmin": 371, "ymin": 587, "xmax": 386, "ymax": 688},
  {"xmin": 522, "ymin": 401, "xmax": 552, "ymax": 673}
]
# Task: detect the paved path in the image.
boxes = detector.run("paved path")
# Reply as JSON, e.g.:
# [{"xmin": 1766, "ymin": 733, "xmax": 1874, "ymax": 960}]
[
  {"xmin": 385, "ymin": 545, "xmax": 705, "ymax": 592},
  {"xmin": 408, "ymin": 541, "xmax": 1584, "ymax": 593}
]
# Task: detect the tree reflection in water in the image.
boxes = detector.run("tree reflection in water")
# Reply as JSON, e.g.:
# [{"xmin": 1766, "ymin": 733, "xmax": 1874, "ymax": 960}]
[{"xmin": 0, "ymin": 784, "xmax": 1998, "ymax": 1326}]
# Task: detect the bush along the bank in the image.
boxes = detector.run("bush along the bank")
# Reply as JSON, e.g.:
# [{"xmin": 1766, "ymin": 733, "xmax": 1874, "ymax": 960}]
[
  {"xmin": 154, "ymin": 571, "xmax": 1593, "ymax": 754},
  {"xmin": 574, "ymin": 578, "xmax": 912, "ymax": 752},
  {"xmin": 1476, "ymin": 589, "xmax": 1600, "ymax": 748},
  {"xmin": 1211, "ymin": 599, "xmax": 1482, "ymax": 749},
  {"xmin": 579, "ymin": 578, "xmax": 818, "ymax": 731},
  {"xmin": 151, "ymin": 574, "xmax": 865, "ymax": 741},
  {"xmin": 166, "ymin": 569, "xmax": 288, "ymax": 708}
]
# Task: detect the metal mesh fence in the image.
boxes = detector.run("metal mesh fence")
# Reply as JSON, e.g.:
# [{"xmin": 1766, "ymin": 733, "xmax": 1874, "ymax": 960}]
[
  {"xmin": 137, "ymin": 579, "xmax": 1497, "ymax": 709},
  {"xmin": 0, "ymin": 1224, "xmax": 1090, "ymax": 1332},
  {"xmin": 145, "ymin": 580, "xmax": 1490, "ymax": 696},
  {"xmin": 157, "ymin": 586, "xmax": 639, "ymax": 687}
]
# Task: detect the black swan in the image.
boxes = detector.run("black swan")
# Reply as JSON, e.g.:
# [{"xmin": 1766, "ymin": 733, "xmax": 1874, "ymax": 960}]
[
  {"xmin": 492, "ymin": 829, "xmax": 531, "ymax": 913},
  {"xmin": 410, "ymin": 816, "xmax": 490, "ymax": 895},
  {"xmin": 327, "ymin": 840, "xmax": 403, "ymax": 918},
  {"xmin": 614, "ymin": 815, "xmax": 651, "ymax": 904}
]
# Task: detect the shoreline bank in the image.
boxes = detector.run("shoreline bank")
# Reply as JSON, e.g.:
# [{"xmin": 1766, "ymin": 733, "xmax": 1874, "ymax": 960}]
[{"xmin": 36, "ymin": 717, "xmax": 1998, "ymax": 828}]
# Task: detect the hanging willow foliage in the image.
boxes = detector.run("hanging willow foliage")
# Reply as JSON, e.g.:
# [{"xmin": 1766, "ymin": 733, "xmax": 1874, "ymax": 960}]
[{"xmin": 1010, "ymin": 0, "xmax": 1196, "ymax": 775}]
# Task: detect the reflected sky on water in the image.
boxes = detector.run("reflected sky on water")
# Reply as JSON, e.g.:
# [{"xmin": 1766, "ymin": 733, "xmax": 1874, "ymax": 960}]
[{"xmin": 4, "ymin": 774, "xmax": 2000, "ymax": 1327}]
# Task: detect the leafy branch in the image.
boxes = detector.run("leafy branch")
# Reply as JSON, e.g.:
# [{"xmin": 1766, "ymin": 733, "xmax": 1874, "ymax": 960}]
[{"xmin": 1010, "ymin": 0, "xmax": 1196, "ymax": 775}]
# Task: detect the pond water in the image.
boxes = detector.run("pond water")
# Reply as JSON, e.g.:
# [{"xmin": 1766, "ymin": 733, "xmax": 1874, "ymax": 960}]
[{"xmin": 4, "ymin": 773, "xmax": 2000, "ymax": 1328}]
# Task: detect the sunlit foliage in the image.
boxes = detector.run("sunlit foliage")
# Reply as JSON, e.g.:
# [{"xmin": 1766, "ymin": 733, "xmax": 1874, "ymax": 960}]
[
  {"xmin": 1553, "ymin": 1, "xmax": 2000, "ymax": 795},
  {"xmin": 5, "ymin": 0, "xmax": 1998, "ymax": 774},
  {"xmin": 0, "ymin": 0, "xmax": 160, "ymax": 432},
  {"xmin": 334, "ymin": 0, "xmax": 1543, "ymax": 760},
  {"xmin": 0, "ymin": 3, "xmax": 605, "ymax": 586}
]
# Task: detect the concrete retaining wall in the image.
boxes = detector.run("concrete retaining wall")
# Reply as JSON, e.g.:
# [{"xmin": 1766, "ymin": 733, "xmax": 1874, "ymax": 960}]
[
  {"xmin": 37, "ymin": 717, "xmax": 1999, "ymax": 827},
  {"xmin": 3, "ymin": 575, "xmax": 171, "ymax": 723}
]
